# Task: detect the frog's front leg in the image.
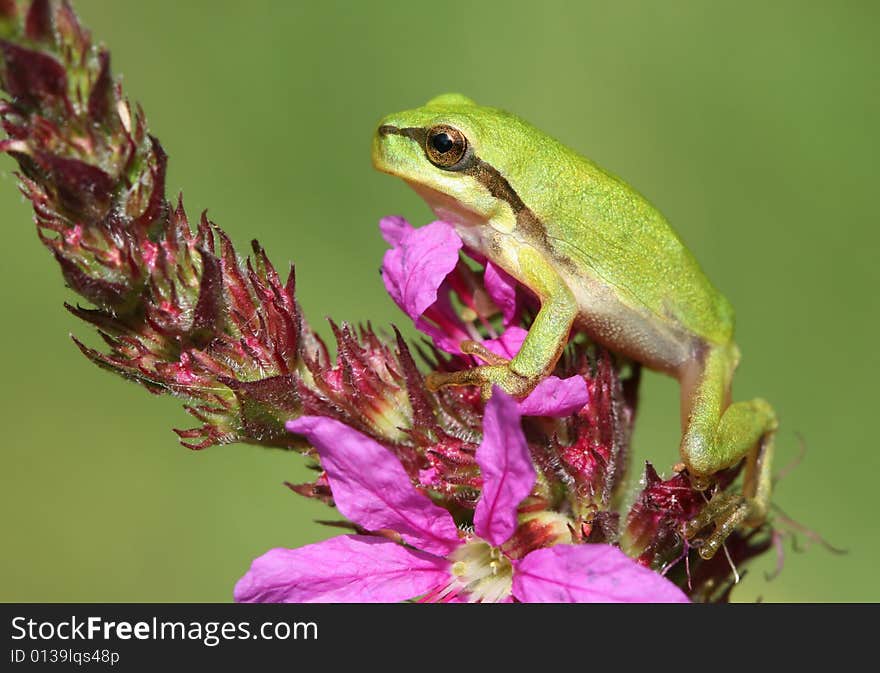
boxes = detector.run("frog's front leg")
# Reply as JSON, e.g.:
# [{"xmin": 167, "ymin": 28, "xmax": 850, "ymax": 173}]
[
  {"xmin": 679, "ymin": 344, "xmax": 778, "ymax": 559},
  {"xmin": 426, "ymin": 247, "xmax": 577, "ymax": 399}
]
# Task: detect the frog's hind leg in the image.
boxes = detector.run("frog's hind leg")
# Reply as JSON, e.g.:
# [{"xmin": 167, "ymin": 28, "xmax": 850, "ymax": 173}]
[{"xmin": 679, "ymin": 344, "xmax": 778, "ymax": 560}]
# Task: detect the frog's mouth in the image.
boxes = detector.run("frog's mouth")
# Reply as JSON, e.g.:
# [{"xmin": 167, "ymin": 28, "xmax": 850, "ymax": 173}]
[
  {"xmin": 403, "ymin": 179, "xmax": 502, "ymax": 259},
  {"xmin": 404, "ymin": 180, "xmax": 487, "ymax": 230}
]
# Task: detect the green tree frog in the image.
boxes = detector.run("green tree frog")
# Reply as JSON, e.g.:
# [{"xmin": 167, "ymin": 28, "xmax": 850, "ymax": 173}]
[{"xmin": 372, "ymin": 93, "xmax": 777, "ymax": 559}]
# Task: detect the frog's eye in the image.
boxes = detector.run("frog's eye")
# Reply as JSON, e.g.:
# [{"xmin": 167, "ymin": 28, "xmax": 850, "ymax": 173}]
[{"xmin": 425, "ymin": 125, "xmax": 468, "ymax": 169}]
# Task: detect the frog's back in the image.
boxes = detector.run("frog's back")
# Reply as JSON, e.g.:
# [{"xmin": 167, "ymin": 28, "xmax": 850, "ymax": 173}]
[{"xmin": 487, "ymin": 119, "xmax": 735, "ymax": 348}]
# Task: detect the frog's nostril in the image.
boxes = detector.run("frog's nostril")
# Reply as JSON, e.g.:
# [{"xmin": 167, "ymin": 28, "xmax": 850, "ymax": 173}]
[{"xmin": 378, "ymin": 124, "xmax": 399, "ymax": 137}]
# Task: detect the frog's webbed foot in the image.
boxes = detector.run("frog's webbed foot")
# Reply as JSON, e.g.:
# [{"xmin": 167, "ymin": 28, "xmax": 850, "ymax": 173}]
[
  {"xmin": 678, "ymin": 346, "xmax": 777, "ymax": 561},
  {"xmin": 683, "ymin": 488, "xmax": 768, "ymax": 560},
  {"xmin": 681, "ymin": 413, "xmax": 775, "ymax": 560},
  {"xmin": 426, "ymin": 340, "xmax": 533, "ymax": 400}
]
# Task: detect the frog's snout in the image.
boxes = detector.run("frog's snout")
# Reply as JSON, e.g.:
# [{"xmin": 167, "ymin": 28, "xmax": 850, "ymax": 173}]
[
  {"xmin": 371, "ymin": 123, "xmax": 394, "ymax": 173},
  {"xmin": 373, "ymin": 117, "xmax": 429, "ymax": 177},
  {"xmin": 372, "ymin": 120, "xmax": 407, "ymax": 174}
]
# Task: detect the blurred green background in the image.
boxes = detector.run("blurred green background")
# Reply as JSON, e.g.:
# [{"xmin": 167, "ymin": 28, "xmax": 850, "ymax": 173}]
[{"xmin": 0, "ymin": 0, "xmax": 876, "ymax": 602}]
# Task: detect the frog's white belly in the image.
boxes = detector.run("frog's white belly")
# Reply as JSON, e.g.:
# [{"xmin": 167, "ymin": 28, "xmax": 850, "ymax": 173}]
[
  {"xmin": 562, "ymin": 264, "xmax": 694, "ymax": 374},
  {"xmin": 500, "ymin": 231, "xmax": 693, "ymax": 375}
]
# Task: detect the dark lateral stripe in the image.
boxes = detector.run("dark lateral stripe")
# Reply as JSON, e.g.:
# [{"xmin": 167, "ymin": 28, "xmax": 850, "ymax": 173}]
[
  {"xmin": 463, "ymin": 158, "xmax": 548, "ymax": 248},
  {"xmin": 378, "ymin": 125, "xmax": 427, "ymax": 145},
  {"xmin": 379, "ymin": 125, "xmax": 548, "ymax": 246},
  {"xmin": 464, "ymin": 158, "xmax": 527, "ymax": 214}
]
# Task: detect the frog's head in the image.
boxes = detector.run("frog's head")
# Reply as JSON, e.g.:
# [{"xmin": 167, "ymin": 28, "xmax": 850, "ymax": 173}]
[{"xmin": 372, "ymin": 93, "xmax": 533, "ymax": 231}]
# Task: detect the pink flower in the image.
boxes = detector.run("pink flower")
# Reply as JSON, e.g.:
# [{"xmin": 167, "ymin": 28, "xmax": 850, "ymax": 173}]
[
  {"xmin": 380, "ymin": 216, "xmax": 588, "ymax": 418},
  {"xmin": 234, "ymin": 390, "xmax": 688, "ymax": 603}
]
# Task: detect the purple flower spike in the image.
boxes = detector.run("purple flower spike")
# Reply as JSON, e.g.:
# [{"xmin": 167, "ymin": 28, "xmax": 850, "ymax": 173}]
[
  {"xmin": 474, "ymin": 389, "xmax": 536, "ymax": 546},
  {"xmin": 235, "ymin": 411, "xmax": 689, "ymax": 603},
  {"xmin": 513, "ymin": 544, "xmax": 690, "ymax": 603},
  {"xmin": 287, "ymin": 416, "xmax": 460, "ymax": 556},
  {"xmin": 518, "ymin": 375, "xmax": 590, "ymax": 417}
]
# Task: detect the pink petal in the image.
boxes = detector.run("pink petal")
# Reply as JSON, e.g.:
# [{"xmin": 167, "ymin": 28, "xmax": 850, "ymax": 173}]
[
  {"xmin": 381, "ymin": 220, "xmax": 463, "ymax": 322},
  {"xmin": 419, "ymin": 467, "xmax": 440, "ymax": 488},
  {"xmin": 481, "ymin": 325, "xmax": 528, "ymax": 360},
  {"xmin": 379, "ymin": 215, "xmax": 413, "ymax": 246},
  {"xmin": 473, "ymin": 389, "xmax": 536, "ymax": 546},
  {"xmin": 234, "ymin": 535, "xmax": 449, "ymax": 603},
  {"xmin": 517, "ymin": 375, "xmax": 590, "ymax": 417},
  {"xmin": 512, "ymin": 544, "xmax": 690, "ymax": 603},
  {"xmin": 287, "ymin": 416, "xmax": 460, "ymax": 556},
  {"xmin": 484, "ymin": 261, "xmax": 518, "ymax": 325}
]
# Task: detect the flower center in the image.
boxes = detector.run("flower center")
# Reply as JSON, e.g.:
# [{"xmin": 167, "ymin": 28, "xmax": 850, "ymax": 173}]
[{"xmin": 440, "ymin": 540, "xmax": 514, "ymax": 603}]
